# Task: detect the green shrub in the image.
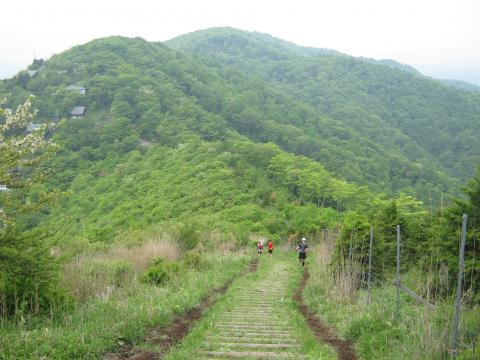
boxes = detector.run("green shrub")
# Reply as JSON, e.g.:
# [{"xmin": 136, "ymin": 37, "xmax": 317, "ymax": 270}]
[
  {"xmin": 178, "ymin": 222, "xmax": 200, "ymax": 250},
  {"xmin": 152, "ymin": 257, "xmax": 166, "ymax": 265},
  {"xmin": 182, "ymin": 250, "xmax": 210, "ymax": 270},
  {"xmin": 345, "ymin": 315, "xmax": 393, "ymax": 342},
  {"xmin": 112, "ymin": 261, "xmax": 135, "ymax": 287},
  {"xmin": 0, "ymin": 228, "xmax": 62, "ymax": 316},
  {"xmin": 141, "ymin": 262, "xmax": 181, "ymax": 286}
]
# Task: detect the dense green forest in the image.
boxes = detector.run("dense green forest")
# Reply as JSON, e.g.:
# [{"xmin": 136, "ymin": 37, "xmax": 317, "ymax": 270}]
[
  {"xmin": 168, "ymin": 27, "xmax": 480, "ymax": 198},
  {"xmin": 0, "ymin": 37, "xmax": 377, "ymax": 244},
  {"xmin": 6, "ymin": 33, "xmax": 480, "ymax": 207}
]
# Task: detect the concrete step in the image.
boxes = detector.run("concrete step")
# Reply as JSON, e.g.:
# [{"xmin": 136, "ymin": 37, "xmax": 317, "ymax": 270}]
[
  {"xmin": 214, "ymin": 323, "xmax": 293, "ymax": 329},
  {"xmin": 213, "ymin": 331, "xmax": 295, "ymax": 338},
  {"xmin": 215, "ymin": 328, "xmax": 294, "ymax": 335},
  {"xmin": 200, "ymin": 350, "xmax": 307, "ymax": 359},
  {"xmin": 214, "ymin": 322, "xmax": 291, "ymax": 328},
  {"xmin": 204, "ymin": 342, "xmax": 301, "ymax": 350},
  {"xmin": 224, "ymin": 311, "xmax": 275, "ymax": 315},
  {"xmin": 205, "ymin": 336, "xmax": 300, "ymax": 344}
]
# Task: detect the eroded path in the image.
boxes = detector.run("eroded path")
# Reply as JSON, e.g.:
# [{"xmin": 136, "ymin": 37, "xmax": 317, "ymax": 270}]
[{"xmin": 164, "ymin": 257, "xmax": 335, "ymax": 359}]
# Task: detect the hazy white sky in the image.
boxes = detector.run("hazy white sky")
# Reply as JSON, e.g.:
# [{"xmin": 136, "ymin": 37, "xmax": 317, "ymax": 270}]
[{"xmin": 1, "ymin": 0, "xmax": 479, "ymax": 84}]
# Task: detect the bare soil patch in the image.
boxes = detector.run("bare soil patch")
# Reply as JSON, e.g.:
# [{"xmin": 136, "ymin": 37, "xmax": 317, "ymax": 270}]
[{"xmin": 293, "ymin": 268, "xmax": 358, "ymax": 360}]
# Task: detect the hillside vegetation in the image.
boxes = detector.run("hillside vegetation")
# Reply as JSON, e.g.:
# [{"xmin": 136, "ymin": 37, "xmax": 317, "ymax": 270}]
[
  {"xmin": 0, "ymin": 35, "xmax": 408, "ymax": 243},
  {"xmin": 0, "ymin": 29, "xmax": 479, "ymax": 359},
  {"xmin": 168, "ymin": 27, "xmax": 480, "ymax": 199}
]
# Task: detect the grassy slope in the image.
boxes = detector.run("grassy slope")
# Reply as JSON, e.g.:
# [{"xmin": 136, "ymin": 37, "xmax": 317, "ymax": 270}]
[
  {"xmin": 0, "ymin": 252, "xmax": 250, "ymax": 359},
  {"xmin": 303, "ymin": 244, "xmax": 480, "ymax": 359}
]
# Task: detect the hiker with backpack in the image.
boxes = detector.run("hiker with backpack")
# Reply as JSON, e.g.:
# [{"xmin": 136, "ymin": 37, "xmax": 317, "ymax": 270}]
[{"xmin": 297, "ymin": 237, "xmax": 308, "ymax": 266}]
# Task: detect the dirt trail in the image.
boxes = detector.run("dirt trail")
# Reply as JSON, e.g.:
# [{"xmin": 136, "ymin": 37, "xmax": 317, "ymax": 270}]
[{"xmin": 294, "ymin": 269, "xmax": 358, "ymax": 360}]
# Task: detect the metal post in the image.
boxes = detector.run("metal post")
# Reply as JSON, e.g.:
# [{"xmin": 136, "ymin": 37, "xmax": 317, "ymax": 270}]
[
  {"xmin": 396, "ymin": 225, "xmax": 401, "ymax": 322},
  {"xmin": 349, "ymin": 229, "xmax": 353, "ymax": 261},
  {"xmin": 451, "ymin": 214, "xmax": 468, "ymax": 358},
  {"xmin": 367, "ymin": 226, "xmax": 373, "ymax": 305}
]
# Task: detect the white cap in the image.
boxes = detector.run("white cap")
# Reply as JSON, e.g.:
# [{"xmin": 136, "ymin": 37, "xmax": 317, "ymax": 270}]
[{"xmin": 302, "ymin": 237, "xmax": 306, "ymax": 242}]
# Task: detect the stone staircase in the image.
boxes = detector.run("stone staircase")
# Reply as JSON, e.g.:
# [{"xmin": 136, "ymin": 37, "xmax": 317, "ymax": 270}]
[{"xmin": 197, "ymin": 263, "xmax": 308, "ymax": 359}]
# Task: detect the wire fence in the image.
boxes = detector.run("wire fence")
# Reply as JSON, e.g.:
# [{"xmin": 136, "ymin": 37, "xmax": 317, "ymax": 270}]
[{"xmin": 352, "ymin": 215, "xmax": 476, "ymax": 359}]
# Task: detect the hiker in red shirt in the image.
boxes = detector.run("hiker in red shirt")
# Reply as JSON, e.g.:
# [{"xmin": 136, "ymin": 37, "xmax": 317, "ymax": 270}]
[{"xmin": 267, "ymin": 240, "xmax": 273, "ymax": 257}]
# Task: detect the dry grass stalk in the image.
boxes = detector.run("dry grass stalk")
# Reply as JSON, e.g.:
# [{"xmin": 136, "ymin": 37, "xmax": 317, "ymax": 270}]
[
  {"xmin": 62, "ymin": 235, "xmax": 180, "ymax": 302},
  {"xmin": 332, "ymin": 262, "xmax": 362, "ymax": 300},
  {"xmin": 314, "ymin": 229, "xmax": 361, "ymax": 300},
  {"xmin": 107, "ymin": 235, "xmax": 180, "ymax": 271}
]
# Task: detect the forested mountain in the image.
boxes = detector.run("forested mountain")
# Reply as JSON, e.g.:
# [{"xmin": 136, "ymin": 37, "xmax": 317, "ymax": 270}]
[
  {"xmin": 167, "ymin": 27, "xmax": 480, "ymax": 193},
  {"xmin": 1, "ymin": 31, "xmax": 479, "ymax": 242},
  {"xmin": 0, "ymin": 36, "xmax": 368, "ymax": 242},
  {"xmin": 439, "ymin": 78, "xmax": 480, "ymax": 92}
]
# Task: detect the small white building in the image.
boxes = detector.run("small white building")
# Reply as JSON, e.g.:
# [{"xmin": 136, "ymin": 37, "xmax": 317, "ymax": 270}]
[
  {"xmin": 0, "ymin": 185, "xmax": 8, "ymax": 192},
  {"xmin": 26, "ymin": 122, "xmax": 43, "ymax": 132},
  {"xmin": 70, "ymin": 106, "xmax": 86, "ymax": 118},
  {"xmin": 65, "ymin": 85, "xmax": 86, "ymax": 94}
]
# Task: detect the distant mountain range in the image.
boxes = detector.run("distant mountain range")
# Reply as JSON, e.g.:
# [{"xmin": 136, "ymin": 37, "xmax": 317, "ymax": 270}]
[
  {"xmin": 168, "ymin": 27, "xmax": 479, "ymax": 92},
  {"xmin": 167, "ymin": 27, "xmax": 480, "ymax": 187}
]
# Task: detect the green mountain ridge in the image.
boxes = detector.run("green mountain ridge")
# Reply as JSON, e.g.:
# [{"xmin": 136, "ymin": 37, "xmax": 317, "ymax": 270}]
[
  {"xmin": 0, "ymin": 36, "xmax": 370, "ymax": 242},
  {"xmin": 167, "ymin": 27, "xmax": 479, "ymax": 91},
  {"xmin": 1, "ymin": 32, "xmax": 479, "ymax": 242},
  {"xmin": 167, "ymin": 27, "xmax": 480, "ymax": 188}
]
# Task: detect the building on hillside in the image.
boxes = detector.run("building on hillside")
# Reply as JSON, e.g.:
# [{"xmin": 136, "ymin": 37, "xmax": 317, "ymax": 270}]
[
  {"xmin": 70, "ymin": 106, "xmax": 86, "ymax": 118},
  {"xmin": 26, "ymin": 122, "xmax": 43, "ymax": 132},
  {"xmin": 65, "ymin": 85, "xmax": 86, "ymax": 94},
  {"xmin": 27, "ymin": 64, "xmax": 45, "ymax": 77}
]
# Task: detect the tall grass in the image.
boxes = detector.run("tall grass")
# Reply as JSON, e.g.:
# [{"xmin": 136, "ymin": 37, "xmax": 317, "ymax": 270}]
[
  {"xmin": 303, "ymin": 230, "xmax": 480, "ymax": 359},
  {"xmin": 62, "ymin": 235, "xmax": 180, "ymax": 302},
  {"xmin": 0, "ymin": 239, "xmax": 250, "ymax": 359}
]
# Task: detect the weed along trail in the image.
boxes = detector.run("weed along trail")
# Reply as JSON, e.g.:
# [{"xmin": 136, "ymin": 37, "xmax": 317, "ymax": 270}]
[
  {"xmin": 164, "ymin": 253, "xmax": 335, "ymax": 359},
  {"xmin": 294, "ymin": 270, "xmax": 358, "ymax": 360}
]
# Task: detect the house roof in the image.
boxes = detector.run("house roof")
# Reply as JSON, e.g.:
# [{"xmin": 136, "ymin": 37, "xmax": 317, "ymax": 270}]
[
  {"xmin": 70, "ymin": 106, "xmax": 86, "ymax": 116},
  {"xmin": 65, "ymin": 85, "xmax": 86, "ymax": 92},
  {"xmin": 26, "ymin": 122, "xmax": 42, "ymax": 132}
]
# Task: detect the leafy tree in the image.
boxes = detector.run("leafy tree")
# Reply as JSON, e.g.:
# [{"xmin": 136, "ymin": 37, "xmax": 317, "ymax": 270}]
[
  {"xmin": 0, "ymin": 97, "xmax": 60, "ymax": 315},
  {"xmin": 438, "ymin": 168, "xmax": 480, "ymax": 301}
]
